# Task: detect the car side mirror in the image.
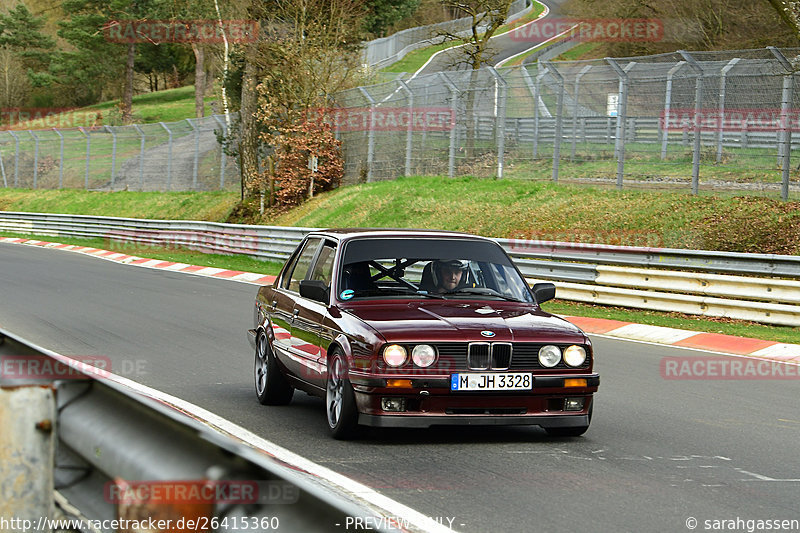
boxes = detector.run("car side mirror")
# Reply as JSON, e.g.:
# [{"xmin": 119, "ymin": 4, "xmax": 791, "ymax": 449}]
[
  {"xmin": 299, "ymin": 280, "xmax": 329, "ymax": 304},
  {"xmin": 531, "ymin": 282, "xmax": 556, "ymax": 304}
]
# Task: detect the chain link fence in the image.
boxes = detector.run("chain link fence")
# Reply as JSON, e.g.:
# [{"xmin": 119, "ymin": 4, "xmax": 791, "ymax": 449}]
[
  {"xmin": 334, "ymin": 47, "xmax": 800, "ymax": 199},
  {"xmin": 0, "ymin": 114, "xmax": 239, "ymax": 192}
]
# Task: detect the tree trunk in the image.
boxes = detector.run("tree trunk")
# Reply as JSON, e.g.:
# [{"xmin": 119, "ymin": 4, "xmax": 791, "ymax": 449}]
[
  {"xmin": 121, "ymin": 42, "xmax": 135, "ymax": 125},
  {"xmin": 239, "ymin": 57, "xmax": 259, "ymax": 200},
  {"xmin": 192, "ymin": 43, "xmax": 206, "ymax": 118}
]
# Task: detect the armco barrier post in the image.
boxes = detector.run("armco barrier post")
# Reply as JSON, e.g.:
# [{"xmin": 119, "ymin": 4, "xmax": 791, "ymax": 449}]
[
  {"xmin": 439, "ymin": 72, "xmax": 460, "ymax": 178},
  {"xmin": 769, "ymin": 46, "xmax": 793, "ymax": 201},
  {"xmin": 488, "ymin": 67, "xmax": 507, "ymax": 178},
  {"xmin": 717, "ymin": 58, "xmax": 740, "ymax": 163},
  {"xmin": 53, "ymin": 128, "xmax": 64, "ymax": 189},
  {"xmin": 606, "ymin": 59, "xmax": 633, "ymax": 189},
  {"xmin": 662, "ymin": 61, "xmax": 686, "ymax": 160},
  {"xmin": 679, "ymin": 50, "xmax": 703, "ymax": 195},
  {"xmin": 542, "ymin": 61, "xmax": 564, "ymax": 182},
  {"xmin": 357, "ymin": 87, "xmax": 376, "ymax": 182},
  {"xmin": 159, "ymin": 121, "xmax": 173, "ymax": 190},
  {"xmin": 0, "ymin": 385, "xmax": 56, "ymax": 523},
  {"xmin": 571, "ymin": 65, "xmax": 592, "ymax": 162},
  {"xmin": 397, "ymin": 80, "xmax": 414, "ymax": 176}
]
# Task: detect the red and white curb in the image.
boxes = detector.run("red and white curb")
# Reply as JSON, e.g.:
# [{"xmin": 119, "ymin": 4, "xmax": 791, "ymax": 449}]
[
  {"xmin": 0, "ymin": 237, "xmax": 276, "ymax": 286},
  {"xmin": 565, "ymin": 316, "xmax": 800, "ymax": 362},
  {"xmin": 4, "ymin": 236, "xmax": 799, "ymax": 362}
]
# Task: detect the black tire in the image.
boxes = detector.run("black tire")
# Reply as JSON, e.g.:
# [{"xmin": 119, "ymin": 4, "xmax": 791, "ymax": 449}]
[
  {"xmin": 325, "ymin": 350, "xmax": 359, "ymax": 439},
  {"xmin": 545, "ymin": 403, "xmax": 592, "ymax": 437},
  {"xmin": 254, "ymin": 329, "xmax": 294, "ymax": 405}
]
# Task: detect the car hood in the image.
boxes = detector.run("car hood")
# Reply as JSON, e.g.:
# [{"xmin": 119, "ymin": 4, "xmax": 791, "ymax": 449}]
[{"xmin": 341, "ymin": 300, "xmax": 586, "ymax": 344}]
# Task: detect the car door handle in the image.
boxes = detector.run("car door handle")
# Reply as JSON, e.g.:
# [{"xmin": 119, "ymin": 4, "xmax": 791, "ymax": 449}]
[
  {"xmin": 292, "ymin": 309, "xmax": 300, "ymax": 319},
  {"xmin": 271, "ymin": 300, "xmax": 277, "ymax": 310}
]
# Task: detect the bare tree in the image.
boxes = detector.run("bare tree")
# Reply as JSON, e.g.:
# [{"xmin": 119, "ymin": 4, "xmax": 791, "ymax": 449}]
[
  {"xmin": 764, "ymin": 0, "xmax": 800, "ymax": 41},
  {"xmin": 437, "ymin": 0, "xmax": 512, "ymax": 158}
]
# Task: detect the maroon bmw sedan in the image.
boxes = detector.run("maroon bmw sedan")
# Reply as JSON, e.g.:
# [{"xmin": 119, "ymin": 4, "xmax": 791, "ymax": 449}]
[{"xmin": 248, "ymin": 229, "xmax": 599, "ymax": 439}]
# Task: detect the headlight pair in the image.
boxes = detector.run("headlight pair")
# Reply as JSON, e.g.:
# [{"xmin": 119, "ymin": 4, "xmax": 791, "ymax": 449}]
[
  {"xmin": 538, "ymin": 345, "xmax": 587, "ymax": 368},
  {"xmin": 383, "ymin": 344, "xmax": 437, "ymax": 368}
]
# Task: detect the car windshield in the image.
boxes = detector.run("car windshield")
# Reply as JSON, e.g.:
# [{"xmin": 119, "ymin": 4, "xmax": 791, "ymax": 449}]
[{"xmin": 337, "ymin": 237, "xmax": 533, "ymax": 303}]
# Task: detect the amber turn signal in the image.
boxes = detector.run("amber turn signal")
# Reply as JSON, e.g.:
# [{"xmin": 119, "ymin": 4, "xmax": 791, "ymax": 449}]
[
  {"xmin": 386, "ymin": 379, "xmax": 413, "ymax": 388},
  {"xmin": 564, "ymin": 378, "xmax": 587, "ymax": 388}
]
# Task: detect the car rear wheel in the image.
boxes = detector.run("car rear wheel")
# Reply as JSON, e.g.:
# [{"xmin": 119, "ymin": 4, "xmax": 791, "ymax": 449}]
[
  {"xmin": 326, "ymin": 350, "xmax": 358, "ymax": 439},
  {"xmin": 545, "ymin": 403, "xmax": 592, "ymax": 437},
  {"xmin": 254, "ymin": 329, "xmax": 293, "ymax": 405}
]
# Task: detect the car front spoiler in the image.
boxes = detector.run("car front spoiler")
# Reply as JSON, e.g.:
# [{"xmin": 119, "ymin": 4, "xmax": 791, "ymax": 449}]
[
  {"xmin": 247, "ymin": 328, "xmax": 257, "ymax": 349},
  {"xmin": 358, "ymin": 413, "xmax": 590, "ymax": 429}
]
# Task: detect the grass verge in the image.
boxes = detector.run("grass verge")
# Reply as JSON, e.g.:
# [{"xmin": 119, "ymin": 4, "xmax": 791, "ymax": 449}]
[{"xmin": 0, "ymin": 189, "xmax": 239, "ymax": 221}]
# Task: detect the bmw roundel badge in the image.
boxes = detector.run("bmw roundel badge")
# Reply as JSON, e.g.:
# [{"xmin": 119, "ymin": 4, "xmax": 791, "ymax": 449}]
[{"xmin": 480, "ymin": 330, "xmax": 496, "ymax": 338}]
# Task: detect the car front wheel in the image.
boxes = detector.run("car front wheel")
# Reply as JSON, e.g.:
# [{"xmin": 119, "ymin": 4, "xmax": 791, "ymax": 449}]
[
  {"xmin": 326, "ymin": 350, "xmax": 358, "ymax": 439},
  {"xmin": 254, "ymin": 329, "xmax": 293, "ymax": 405}
]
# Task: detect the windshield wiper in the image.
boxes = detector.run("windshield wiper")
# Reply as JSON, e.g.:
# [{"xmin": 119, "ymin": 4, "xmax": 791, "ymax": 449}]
[{"xmin": 448, "ymin": 287, "xmax": 522, "ymax": 302}]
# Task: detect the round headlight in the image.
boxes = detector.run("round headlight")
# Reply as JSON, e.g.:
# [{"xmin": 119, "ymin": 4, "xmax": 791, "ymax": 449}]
[
  {"xmin": 538, "ymin": 345, "xmax": 562, "ymax": 368},
  {"xmin": 412, "ymin": 345, "xmax": 437, "ymax": 367},
  {"xmin": 564, "ymin": 345, "xmax": 587, "ymax": 367},
  {"xmin": 383, "ymin": 344, "xmax": 407, "ymax": 367}
]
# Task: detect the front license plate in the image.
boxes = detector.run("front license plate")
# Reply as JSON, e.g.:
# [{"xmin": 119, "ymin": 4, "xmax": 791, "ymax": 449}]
[{"xmin": 450, "ymin": 372, "xmax": 532, "ymax": 391}]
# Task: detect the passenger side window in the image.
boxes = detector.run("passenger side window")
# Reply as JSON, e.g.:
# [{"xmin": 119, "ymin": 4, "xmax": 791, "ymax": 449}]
[
  {"xmin": 285, "ymin": 237, "xmax": 322, "ymax": 292},
  {"xmin": 310, "ymin": 242, "xmax": 336, "ymax": 288}
]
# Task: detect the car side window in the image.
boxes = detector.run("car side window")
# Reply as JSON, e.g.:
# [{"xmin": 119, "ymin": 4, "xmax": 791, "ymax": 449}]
[
  {"xmin": 285, "ymin": 237, "xmax": 322, "ymax": 292},
  {"xmin": 310, "ymin": 241, "xmax": 336, "ymax": 288}
]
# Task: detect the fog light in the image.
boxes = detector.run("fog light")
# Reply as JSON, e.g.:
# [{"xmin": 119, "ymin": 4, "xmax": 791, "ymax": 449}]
[
  {"xmin": 564, "ymin": 398, "xmax": 585, "ymax": 411},
  {"xmin": 381, "ymin": 398, "xmax": 407, "ymax": 412}
]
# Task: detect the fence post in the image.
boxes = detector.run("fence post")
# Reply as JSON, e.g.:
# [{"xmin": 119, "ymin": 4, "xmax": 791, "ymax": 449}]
[
  {"xmin": 159, "ymin": 122, "xmax": 173, "ymax": 190},
  {"xmin": 488, "ymin": 66, "xmax": 507, "ymax": 178},
  {"xmin": 571, "ymin": 65, "xmax": 592, "ymax": 162},
  {"xmin": 439, "ymin": 72, "xmax": 460, "ymax": 178},
  {"xmin": 769, "ymin": 46, "xmax": 794, "ymax": 201},
  {"xmin": 134, "ymin": 124, "xmax": 146, "ymax": 191},
  {"xmin": 533, "ymin": 67, "xmax": 550, "ymax": 159},
  {"xmin": 717, "ymin": 58, "xmax": 740, "ymax": 163},
  {"xmin": 9, "ymin": 130, "xmax": 19, "ymax": 187},
  {"xmin": 212, "ymin": 115, "xmax": 227, "ymax": 189},
  {"xmin": 0, "ymin": 145, "xmax": 6, "ymax": 187},
  {"xmin": 79, "ymin": 127, "xmax": 90, "ymax": 190},
  {"xmin": 606, "ymin": 59, "xmax": 633, "ymax": 189},
  {"xmin": 662, "ymin": 61, "xmax": 685, "ymax": 160},
  {"xmin": 357, "ymin": 87, "xmax": 376, "ymax": 182},
  {"xmin": 186, "ymin": 118, "xmax": 199, "ymax": 190},
  {"xmin": 542, "ymin": 61, "xmax": 564, "ymax": 182},
  {"xmin": 28, "ymin": 131, "xmax": 39, "ymax": 189},
  {"xmin": 105, "ymin": 126, "xmax": 117, "ymax": 189},
  {"xmin": 53, "ymin": 128, "xmax": 64, "ymax": 189},
  {"xmin": 679, "ymin": 50, "xmax": 704, "ymax": 195},
  {"xmin": 397, "ymin": 80, "xmax": 414, "ymax": 176}
]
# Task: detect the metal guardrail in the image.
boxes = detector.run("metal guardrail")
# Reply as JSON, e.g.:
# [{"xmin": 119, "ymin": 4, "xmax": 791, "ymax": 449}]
[
  {"xmin": 0, "ymin": 327, "xmax": 449, "ymax": 532},
  {"xmin": 362, "ymin": 0, "xmax": 530, "ymax": 69},
  {"xmin": 1, "ymin": 211, "xmax": 799, "ymax": 326}
]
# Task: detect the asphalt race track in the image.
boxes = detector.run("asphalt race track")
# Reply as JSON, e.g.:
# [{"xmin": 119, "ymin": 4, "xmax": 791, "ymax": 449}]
[{"xmin": 3, "ymin": 242, "xmax": 800, "ymax": 532}]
